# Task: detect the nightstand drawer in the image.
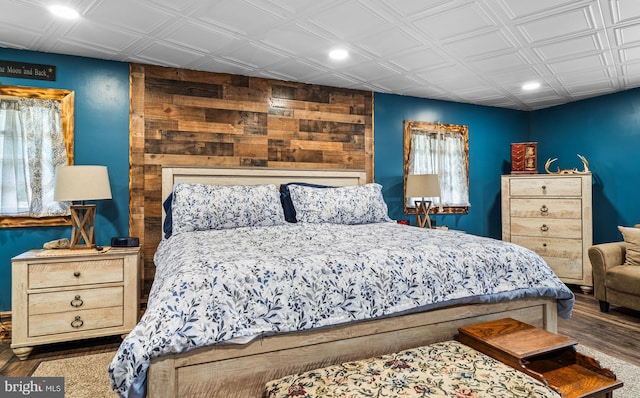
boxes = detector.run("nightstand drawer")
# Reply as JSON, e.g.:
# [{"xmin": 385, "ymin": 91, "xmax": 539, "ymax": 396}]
[
  {"xmin": 28, "ymin": 286, "xmax": 123, "ymax": 315},
  {"xmin": 28, "ymin": 259, "xmax": 124, "ymax": 289},
  {"xmin": 509, "ymin": 177, "xmax": 582, "ymax": 197},
  {"xmin": 28, "ymin": 306, "xmax": 123, "ymax": 337}
]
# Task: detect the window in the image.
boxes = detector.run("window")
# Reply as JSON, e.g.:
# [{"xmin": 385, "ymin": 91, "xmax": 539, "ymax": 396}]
[
  {"xmin": 403, "ymin": 120, "xmax": 469, "ymax": 214},
  {"xmin": 0, "ymin": 85, "xmax": 74, "ymax": 228}
]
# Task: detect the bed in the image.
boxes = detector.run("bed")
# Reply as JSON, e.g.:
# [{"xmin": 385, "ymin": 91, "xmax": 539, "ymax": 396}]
[{"xmin": 109, "ymin": 167, "xmax": 574, "ymax": 398}]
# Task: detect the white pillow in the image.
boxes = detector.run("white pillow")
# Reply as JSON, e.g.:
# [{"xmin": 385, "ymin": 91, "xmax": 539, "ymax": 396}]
[
  {"xmin": 619, "ymin": 226, "xmax": 640, "ymax": 267},
  {"xmin": 288, "ymin": 183, "xmax": 393, "ymax": 224},
  {"xmin": 171, "ymin": 183, "xmax": 286, "ymax": 234}
]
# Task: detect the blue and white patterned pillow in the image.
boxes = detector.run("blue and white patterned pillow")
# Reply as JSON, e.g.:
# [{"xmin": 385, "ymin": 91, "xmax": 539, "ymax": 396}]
[
  {"xmin": 171, "ymin": 183, "xmax": 286, "ymax": 234},
  {"xmin": 288, "ymin": 183, "xmax": 393, "ymax": 224}
]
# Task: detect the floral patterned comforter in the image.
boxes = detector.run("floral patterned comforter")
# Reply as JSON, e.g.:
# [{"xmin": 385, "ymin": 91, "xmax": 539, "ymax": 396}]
[
  {"xmin": 109, "ymin": 222, "xmax": 574, "ymax": 397},
  {"xmin": 265, "ymin": 340, "xmax": 560, "ymax": 398}
]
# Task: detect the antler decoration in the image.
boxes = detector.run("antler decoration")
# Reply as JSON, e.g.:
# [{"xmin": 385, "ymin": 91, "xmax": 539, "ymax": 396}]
[
  {"xmin": 545, "ymin": 154, "xmax": 591, "ymax": 175},
  {"xmin": 577, "ymin": 154, "xmax": 589, "ymax": 173}
]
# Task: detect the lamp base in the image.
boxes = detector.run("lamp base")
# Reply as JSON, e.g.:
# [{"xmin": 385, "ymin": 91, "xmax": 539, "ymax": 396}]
[
  {"xmin": 69, "ymin": 204, "xmax": 96, "ymax": 249},
  {"xmin": 415, "ymin": 200, "xmax": 433, "ymax": 228}
]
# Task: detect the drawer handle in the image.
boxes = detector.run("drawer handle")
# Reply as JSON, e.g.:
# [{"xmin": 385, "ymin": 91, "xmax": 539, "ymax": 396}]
[
  {"xmin": 73, "ymin": 271, "xmax": 81, "ymax": 278},
  {"xmin": 541, "ymin": 185, "xmax": 547, "ymax": 192},
  {"xmin": 71, "ymin": 316, "xmax": 84, "ymax": 329},
  {"xmin": 540, "ymin": 224, "xmax": 549, "ymax": 232},
  {"xmin": 542, "ymin": 243, "xmax": 548, "ymax": 248},
  {"xmin": 540, "ymin": 205, "xmax": 548, "ymax": 213},
  {"xmin": 70, "ymin": 295, "xmax": 84, "ymax": 308}
]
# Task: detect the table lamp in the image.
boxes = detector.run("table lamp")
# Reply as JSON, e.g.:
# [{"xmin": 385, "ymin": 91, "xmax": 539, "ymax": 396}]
[
  {"xmin": 54, "ymin": 165, "xmax": 112, "ymax": 249},
  {"xmin": 405, "ymin": 174, "xmax": 441, "ymax": 228}
]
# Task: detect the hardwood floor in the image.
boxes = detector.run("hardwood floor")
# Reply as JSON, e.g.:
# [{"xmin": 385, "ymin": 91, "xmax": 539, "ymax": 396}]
[
  {"xmin": 1, "ymin": 289, "xmax": 640, "ymax": 377},
  {"xmin": 0, "ymin": 331, "xmax": 121, "ymax": 377},
  {"xmin": 558, "ymin": 287, "xmax": 640, "ymax": 366}
]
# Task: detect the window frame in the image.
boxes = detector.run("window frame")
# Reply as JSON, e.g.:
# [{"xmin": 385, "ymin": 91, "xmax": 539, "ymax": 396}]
[
  {"xmin": 403, "ymin": 120, "xmax": 470, "ymax": 215},
  {"xmin": 0, "ymin": 85, "xmax": 74, "ymax": 228}
]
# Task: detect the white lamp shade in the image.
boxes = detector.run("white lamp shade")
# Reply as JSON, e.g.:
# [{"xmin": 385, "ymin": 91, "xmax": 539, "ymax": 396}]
[
  {"xmin": 54, "ymin": 165, "xmax": 112, "ymax": 202},
  {"xmin": 406, "ymin": 174, "xmax": 441, "ymax": 198}
]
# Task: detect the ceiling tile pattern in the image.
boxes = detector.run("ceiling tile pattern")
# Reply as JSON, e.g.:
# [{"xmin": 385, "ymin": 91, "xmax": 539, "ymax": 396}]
[{"xmin": 3, "ymin": 0, "xmax": 640, "ymax": 110}]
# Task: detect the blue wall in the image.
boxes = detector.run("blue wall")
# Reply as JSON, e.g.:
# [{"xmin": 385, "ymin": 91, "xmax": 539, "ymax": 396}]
[
  {"xmin": 374, "ymin": 93, "xmax": 529, "ymax": 238},
  {"xmin": 2, "ymin": 49, "xmax": 639, "ymax": 311},
  {"xmin": 530, "ymin": 89, "xmax": 640, "ymax": 244},
  {"xmin": 0, "ymin": 49, "xmax": 130, "ymax": 311}
]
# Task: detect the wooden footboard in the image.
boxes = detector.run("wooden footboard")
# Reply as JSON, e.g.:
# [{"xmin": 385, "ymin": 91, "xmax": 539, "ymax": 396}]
[{"xmin": 147, "ymin": 298, "xmax": 558, "ymax": 398}]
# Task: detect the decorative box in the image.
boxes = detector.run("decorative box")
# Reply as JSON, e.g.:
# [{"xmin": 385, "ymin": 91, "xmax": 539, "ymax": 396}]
[{"xmin": 511, "ymin": 142, "xmax": 537, "ymax": 174}]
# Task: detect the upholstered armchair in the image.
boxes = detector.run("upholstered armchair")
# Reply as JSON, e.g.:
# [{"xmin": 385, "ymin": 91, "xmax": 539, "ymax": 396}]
[{"xmin": 588, "ymin": 225, "xmax": 640, "ymax": 313}]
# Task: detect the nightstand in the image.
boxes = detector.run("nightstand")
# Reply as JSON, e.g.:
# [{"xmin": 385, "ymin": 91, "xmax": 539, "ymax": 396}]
[{"xmin": 10, "ymin": 246, "xmax": 140, "ymax": 360}]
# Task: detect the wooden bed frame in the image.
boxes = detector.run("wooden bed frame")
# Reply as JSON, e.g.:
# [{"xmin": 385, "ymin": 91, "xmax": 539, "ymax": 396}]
[{"xmin": 146, "ymin": 167, "xmax": 560, "ymax": 398}]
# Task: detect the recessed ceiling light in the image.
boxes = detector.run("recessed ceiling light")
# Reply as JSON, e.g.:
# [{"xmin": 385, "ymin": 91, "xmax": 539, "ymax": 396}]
[
  {"xmin": 49, "ymin": 5, "xmax": 80, "ymax": 19},
  {"xmin": 329, "ymin": 48, "xmax": 349, "ymax": 61},
  {"xmin": 522, "ymin": 81, "xmax": 541, "ymax": 91}
]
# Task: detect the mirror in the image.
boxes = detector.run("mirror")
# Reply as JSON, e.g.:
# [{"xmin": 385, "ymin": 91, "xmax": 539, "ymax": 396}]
[
  {"xmin": 0, "ymin": 84, "xmax": 74, "ymax": 228},
  {"xmin": 403, "ymin": 120, "xmax": 469, "ymax": 215}
]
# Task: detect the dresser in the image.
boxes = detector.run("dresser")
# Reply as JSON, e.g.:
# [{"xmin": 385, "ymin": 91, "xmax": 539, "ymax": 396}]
[
  {"xmin": 501, "ymin": 174, "xmax": 593, "ymax": 292},
  {"xmin": 11, "ymin": 246, "xmax": 140, "ymax": 360}
]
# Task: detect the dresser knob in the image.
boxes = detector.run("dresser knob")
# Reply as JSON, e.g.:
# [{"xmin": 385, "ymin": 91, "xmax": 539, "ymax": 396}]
[
  {"xmin": 71, "ymin": 316, "xmax": 84, "ymax": 329},
  {"xmin": 73, "ymin": 271, "xmax": 81, "ymax": 277},
  {"xmin": 541, "ymin": 185, "xmax": 546, "ymax": 192},
  {"xmin": 540, "ymin": 205, "xmax": 548, "ymax": 213},
  {"xmin": 70, "ymin": 295, "xmax": 84, "ymax": 308},
  {"xmin": 540, "ymin": 224, "xmax": 549, "ymax": 232},
  {"xmin": 542, "ymin": 243, "xmax": 548, "ymax": 248}
]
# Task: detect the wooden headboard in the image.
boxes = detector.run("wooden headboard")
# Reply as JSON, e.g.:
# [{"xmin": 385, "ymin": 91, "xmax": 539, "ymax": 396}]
[{"xmin": 161, "ymin": 167, "xmax": 367, "ymax": 223}]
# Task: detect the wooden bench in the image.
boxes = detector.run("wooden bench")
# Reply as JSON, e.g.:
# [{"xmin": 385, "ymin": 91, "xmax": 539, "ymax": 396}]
[{"xmin": 458, "ymin": 318, "xmax": 623, "ymax": 398}]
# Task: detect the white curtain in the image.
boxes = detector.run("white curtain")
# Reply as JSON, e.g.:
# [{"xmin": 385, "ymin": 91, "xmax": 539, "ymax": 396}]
[
  {"xmin": 0, "ymin": 98, "xmax": 69, "ymax": 217},
  {"xmin": 407, "ymin": 127, "xmax": 470, "ymax": 208}
]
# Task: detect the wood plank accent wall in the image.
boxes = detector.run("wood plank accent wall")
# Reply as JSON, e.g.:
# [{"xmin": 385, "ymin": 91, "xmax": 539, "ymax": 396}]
[{"xmin": 129, "ymin": 64, "xmax": 374, "ymax": 296}]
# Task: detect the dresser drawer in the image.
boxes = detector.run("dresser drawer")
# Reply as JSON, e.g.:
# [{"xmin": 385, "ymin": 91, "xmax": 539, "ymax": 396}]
[
  {"xmin": 510, "ymin": 217, "xmax": 582, "ymax": 239},
  {"xmin": 509, "ymin": 177, "xmax": 583, "ymax": 197},
  {"xmin": 28, "ymin": 306, "xmax": 123, "ymax": 337},
  {"xmin": 28, "ymin": 259, "xmax": 124, "ymax": 289},
  {"xmin": 511, "ymin": 236, "xmax": 582, "ymax": 260},
  {"xmin": 509, "ymin": 198, "xmax": 582, "ymax": 219},
  {"xmin": 28, "ymin": 286, "xmax": 123, "ymax": 315},
  {"xmin": 511, "ymin": 236, "xmax": 583, "ymax": 280},
  {"xmin": 544, "ymin": 256, "xmax": 583, "ymax": 280}
]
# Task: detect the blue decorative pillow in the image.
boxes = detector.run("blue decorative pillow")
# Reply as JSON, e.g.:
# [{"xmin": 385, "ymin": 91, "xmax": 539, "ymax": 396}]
[
  {"xmin": 288, "ymin": 183, "xmax": 393, "ymax": 225},
  {"xmin": 280, "ymin": 182, "xmax": 332, "ymax": 223},
  {"xmin": 163, "ymin": 193, "xmax": 173, "ymax": 239},
  {"xmin": 171, "ymin": 183, "xmax": 286, "ymax": 234}
]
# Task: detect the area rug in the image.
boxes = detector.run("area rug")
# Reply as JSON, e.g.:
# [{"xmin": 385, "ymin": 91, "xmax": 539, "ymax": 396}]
[
  {"xmin": 29, "ymin": 346, "xmax": 639, "ymax": 398},
  {"xmin": 31, "ymin": 351, "xmax": 118, "ymax": 398},
  {"xmin": 578, "ymin": 345, "xmax": 640, "ymax": 398}
]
